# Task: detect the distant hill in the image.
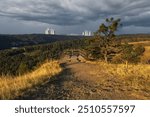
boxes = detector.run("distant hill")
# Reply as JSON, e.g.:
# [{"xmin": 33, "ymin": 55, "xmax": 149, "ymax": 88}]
[
  {"xmin": 0, "ymin": 34, "xmax": 150, "ymax": 50},
  {"xmin": 0, "ymin": 34, "xmax": 85, "ymax": 50},
  {"xmin": 118, "ymin": 34, "xmax": 150, "ymax": 42}
]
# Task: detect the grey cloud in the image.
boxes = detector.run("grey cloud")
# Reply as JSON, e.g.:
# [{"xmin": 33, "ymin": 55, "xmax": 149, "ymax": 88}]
[{"xmin": 0, "ymin": 0, "xmax": 150, "ymax": 27}]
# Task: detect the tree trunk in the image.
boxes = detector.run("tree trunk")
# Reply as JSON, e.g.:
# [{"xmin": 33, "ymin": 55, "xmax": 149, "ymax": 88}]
[{"xmin": 104, "ymin": 44, "xmax": 109, "ymax": 63}]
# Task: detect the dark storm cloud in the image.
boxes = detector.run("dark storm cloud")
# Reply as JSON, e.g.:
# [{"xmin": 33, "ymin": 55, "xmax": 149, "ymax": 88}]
[{"xmin": 0, "ymin": 0, "xmax": 150, "ymax": 27}]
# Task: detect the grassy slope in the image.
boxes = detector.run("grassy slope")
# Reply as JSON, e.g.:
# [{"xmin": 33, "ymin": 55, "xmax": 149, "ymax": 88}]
[
  {"xmin": 86, "ymin": 61, "xmax": 150, "ymax": 99},
  {"xmin": 0, "ymin": 39, "xmax": 149, "ymax": 100},
  {"xmin": 128, "ymin": 41, "xmax": 150, "ymax": 63},
  {"xmin": 14, "ymin": 59, "xmax": 150, "ymax": 100},
  {"xmin": 141, "ymin": 46, "xmax": 150, "ymax": 63},
  {"xmin": 0, "ymin": 61, "xmax": 62, "ymax": 99}
]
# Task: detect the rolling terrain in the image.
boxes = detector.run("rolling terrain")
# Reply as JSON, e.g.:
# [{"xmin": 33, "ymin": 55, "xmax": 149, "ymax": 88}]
[
  {"xmin": 0, "ymin": 34, "xmax": 150, "ymax": 50},
  {"xmin": 15, "ymin": 57, "xmax": 150, "ymax": 100},
  {"xmin": 0, "ymin": 34, "xmax": 85, "ymax": 50},
  {"xmin": 0, "ymin": 61, "xmax": 62, "ymax": 99},
  {"xmin": 0, "ymin": 34, "xmax": 150, "ymax": 100}
]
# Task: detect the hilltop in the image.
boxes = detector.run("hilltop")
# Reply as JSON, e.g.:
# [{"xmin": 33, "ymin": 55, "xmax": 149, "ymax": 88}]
[
  {"xmin": 0, "ymin": 35, "xmax": 150, "ymax": 99},
  {"xmin": 15, "ymin": 57, "xmax": 150, "ymax": 100}
]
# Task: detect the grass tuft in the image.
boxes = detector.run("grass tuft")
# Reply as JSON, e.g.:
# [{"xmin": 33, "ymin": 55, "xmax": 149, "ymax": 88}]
[
  {"xmin": 89, "ymin": 61, "xmax": 150, "ymax": 99},
  {"xmin": 0, "ymin": 61, "xmax": 62, "ymax": 99}
]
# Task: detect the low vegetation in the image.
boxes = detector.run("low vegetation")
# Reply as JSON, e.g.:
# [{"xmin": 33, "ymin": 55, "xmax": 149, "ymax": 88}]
[
  {"xmin": 88, "ymin": 61, "xmax": 150, "ymax": 99},
  {"xmin": 92, "ymin": 61, "xmax": 150, "ymax": 79},
  {"xmin": 141, "ymin": 46, "xmax": 150, "ymax": 64},
  {"xmin": 0, "ymin": 39, "xmax": 86, "ymax": 76},
  {"xmin": 0, "ymin": 61, "xmax": 62, "ymax": 99}
]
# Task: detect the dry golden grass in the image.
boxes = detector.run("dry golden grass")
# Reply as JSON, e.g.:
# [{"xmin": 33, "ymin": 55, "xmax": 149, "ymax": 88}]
[
  {"xmin": 129, "ymin": 41, "xmax": 150, "ymax": 45},
  {"xmin": 0, "ymin": 61, "xmax": 62, "ymax": 99},
  {"xmin": 125, "ymin": 41, "xmax": 150, "ymax": 63},
  {"xmin": 141, "ymin": 46, "xmax": 150, "ymax": 63},
  {"xmin": 89, "ymin": 61, "xmax": 150, "ymax": 97},
  {"xmin": 87, "ymin": 61, "xmax": 149, "ymax": 77},
  {"xmin": 97, "ymin": 62, "xmax": 150, "ymax": 78}
]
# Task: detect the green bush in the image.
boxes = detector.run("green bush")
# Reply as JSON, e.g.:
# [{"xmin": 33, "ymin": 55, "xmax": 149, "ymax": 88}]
[{"xmin": 112, "ymin": 43, "xmax": 145, "ymax": 64}]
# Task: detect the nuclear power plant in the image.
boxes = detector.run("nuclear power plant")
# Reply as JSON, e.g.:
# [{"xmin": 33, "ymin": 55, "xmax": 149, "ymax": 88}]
[
  {"xmin": 44, "ymin": 28, "xmax": 92, "ymax": 36},
  {"xmin": 45, "ymin": 28, "xmax": 55, "ymax": 35},
  {"xmin": 82, "ymin": 31, "xmax": 92, "ymax": 36}
]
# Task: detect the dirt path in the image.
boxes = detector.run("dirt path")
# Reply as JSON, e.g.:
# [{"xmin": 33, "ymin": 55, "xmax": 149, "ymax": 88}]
[{"xmin": 16, "ymin": 58, "xmax": 150, "ymax": 100}]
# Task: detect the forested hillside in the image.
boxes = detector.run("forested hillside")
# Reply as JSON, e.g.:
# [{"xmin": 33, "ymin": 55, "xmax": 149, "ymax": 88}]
[
  {"xmin": 0, "ymin": 34, "xmax": 85, "ymax": 50},
  {"xmin": 0, "ymin": 34, "xmax": 150, "ymax": 50},
  {"xmin": 1, "ymin": 33, "xmax": 150, "ymax": 76},
  {"xmin": 0, "ymin": 39, "xmax": 87, "ymax": 76}
]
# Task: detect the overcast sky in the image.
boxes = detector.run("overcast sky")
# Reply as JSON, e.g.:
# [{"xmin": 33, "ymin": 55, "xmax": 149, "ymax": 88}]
[{"xmin": 0, "ymin": 0, "xmax": 150, "ymax": 34}]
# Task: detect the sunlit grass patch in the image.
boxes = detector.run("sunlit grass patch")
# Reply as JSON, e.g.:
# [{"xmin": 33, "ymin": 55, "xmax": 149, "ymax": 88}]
[{"xmin": 0, "ymin": 61, "xmax": 62, "ymax": 99}]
